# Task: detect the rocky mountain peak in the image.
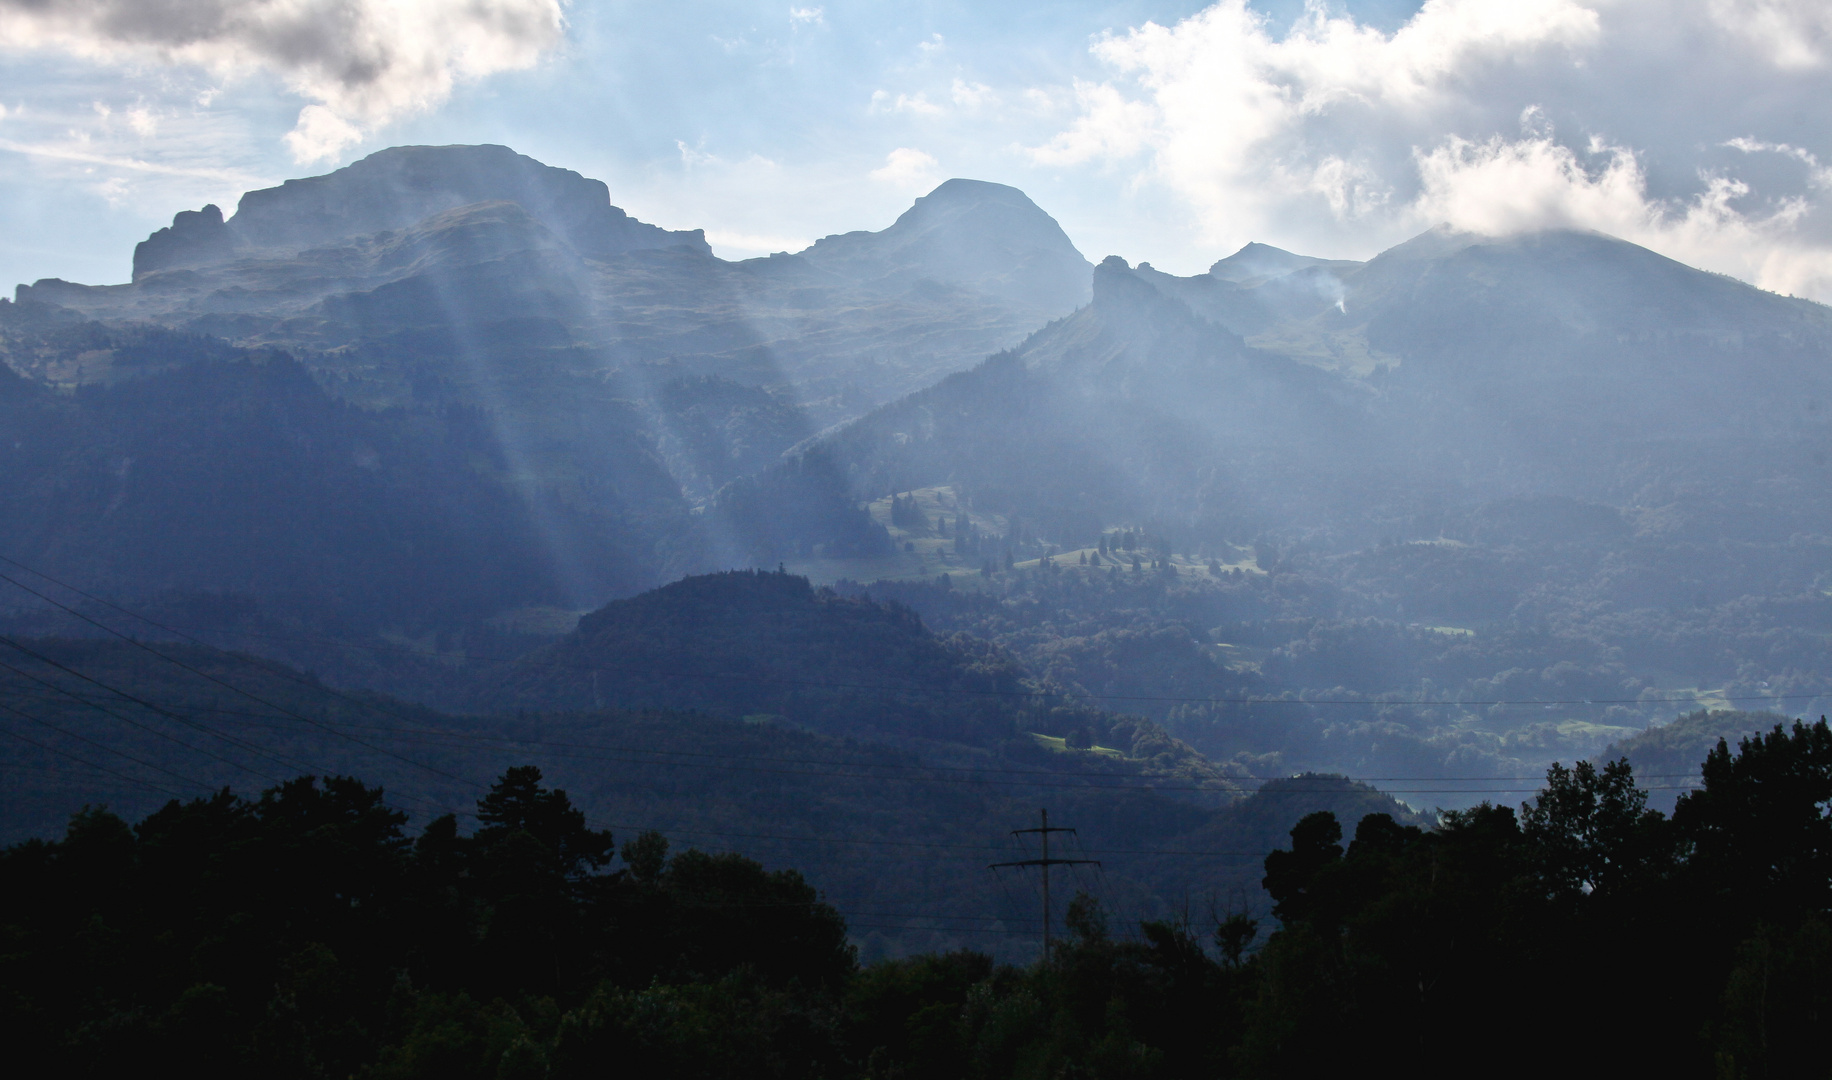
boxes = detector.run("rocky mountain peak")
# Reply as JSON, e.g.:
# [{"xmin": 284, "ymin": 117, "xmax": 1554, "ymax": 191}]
[
  {"xmin": 797, "ymin": 178, "xmax": 1093, "ymax": 315},
  {"xmin": 132, "ymin": 144, "xmax": 708, "ymax": 281}
]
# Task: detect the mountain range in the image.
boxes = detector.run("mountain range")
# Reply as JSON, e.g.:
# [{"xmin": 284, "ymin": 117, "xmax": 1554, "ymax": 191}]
[{"xmin": 4, "ymin": 141, "xmax": 1831, "ymax": 856}]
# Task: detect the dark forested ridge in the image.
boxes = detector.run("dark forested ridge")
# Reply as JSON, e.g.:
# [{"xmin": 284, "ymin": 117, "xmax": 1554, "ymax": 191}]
[
  {"xmin": 477, "ymin": 568, "xmax": 1221, "ymax": 779},
  {"xmin": 6, "ymin": 723, "xmax": 1829, "ymax": 1077},
  {"xmin": 0, "ymin": 625, "xmax": 1417, "ymax": 962}
]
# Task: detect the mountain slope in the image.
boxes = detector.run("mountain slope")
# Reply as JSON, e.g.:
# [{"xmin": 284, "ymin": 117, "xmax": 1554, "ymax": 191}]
[
  {"xmin": 0, "ymin": 317, "xmax": 678, "ymax": 626},
  {"xmin": 4, "ymin": 151, "xmax": 1100, "ymax": 607},
  {"xmin": 476, "ymin": 569, "xmax": 1228, "ymax": 780},
  {"xmin": 797, "ymin": 179, "xmax": 1092, "ymax": 316},
  {"xmin": 18, "ymin": 148, "xmax": 1083, "ymax": 418},
  {"xmin": 0, "ymin": 633, "xmax": 1420, "ymax": 961},
  {"xmin": 733, "ymin": 227, "xmax": 1832, "ymax": 789},
  {"xmin": 768, "ymin": 225, "xmax": 1832, "ymax": 552},
  {"xmin": 721, "ymin": 253, "xmax": 1378, "ymax": 555}
]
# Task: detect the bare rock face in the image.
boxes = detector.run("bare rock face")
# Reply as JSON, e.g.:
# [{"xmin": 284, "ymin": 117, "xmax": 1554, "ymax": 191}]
[
  {"xmin": 132, "ymin": 204, "xmax": 235, "ymax": 280},
  {"xmin": 130, "ymin": 144, "xmax": 709, "ymax": 282},
  {"xmin": 797, "ymin": 178, "xmax": 1092, "ymax": 316}
]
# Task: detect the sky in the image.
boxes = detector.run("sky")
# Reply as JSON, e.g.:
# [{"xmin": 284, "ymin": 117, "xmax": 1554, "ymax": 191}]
[{"xmin": 3, "ymin": 0, "xmax": 1832, "ymax": 301}]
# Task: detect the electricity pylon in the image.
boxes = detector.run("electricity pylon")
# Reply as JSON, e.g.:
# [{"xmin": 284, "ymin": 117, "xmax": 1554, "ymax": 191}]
[{"xmin": 990, "ymin": 808, "xmax": 1101, "ymax": 960}]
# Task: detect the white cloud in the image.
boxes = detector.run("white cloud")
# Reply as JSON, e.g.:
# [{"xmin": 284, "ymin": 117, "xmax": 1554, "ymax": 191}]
[
  {"xmin": 0, "ymin": 0, "xmax": 566, "ymax": 163},
  {"xmin": 1726, "ymin": 136, "xmax": 1832, "ymax": 189},
  {"xmin": 1412, "ymin": 130, "xmax": 1649, "ymax": 236},
  {"xmin": 704, "ymin": 228, "xmax": 812, "ymax": 256},
  {"xmin": 125, "ymin": 104, "xmax": 156, "ymax": 137},
  {"xmin": 0, "ymin": 134, "xmax": 265, "ymax": 185},
  {"xmin": 676, "ymin": 140, "xmax": 779, "ymax": 173},
  {"xmin": 283, "ymin": 103, "xmax": 362, "ymax": 164},
  {"xmin": 1033, "ymin": 0, "xmax": 1832, "ymax": 301},
  {"xmin": 1710, "ymin": 0, "xmax": 1832, "ymax": 69},
  {"xmin": 871, "ymin": 89, "xmax": 943, "ymax": 115},
  {"xmin": 1413, "ymin": 129, "xmax": 1832, "ymax": 299},
  {"xmin": 870, "ymin": 147, "xmax": 939, "ymax": 189},
  {"xmin": 950, "ymin": 78, "xmax": 993, "ymax": 108},
  {"xmin": 1031, "ymin": 79, "xmax": 1158, "ymax": 165},
  {"xmin": 789, "ymin": 6, "xmax": 824, "ymax": 27}
]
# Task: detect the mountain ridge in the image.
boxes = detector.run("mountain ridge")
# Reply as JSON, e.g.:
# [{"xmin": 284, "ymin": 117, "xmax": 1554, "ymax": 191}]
[{"xmin": 133, "ymin": 144, "xmax": 711, "ymax": 279}]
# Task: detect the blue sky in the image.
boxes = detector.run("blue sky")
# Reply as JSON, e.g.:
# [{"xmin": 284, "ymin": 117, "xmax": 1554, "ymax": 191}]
[{"xmin": 4, "ymin": 0, "xmax": 1832, "ymax": 299}]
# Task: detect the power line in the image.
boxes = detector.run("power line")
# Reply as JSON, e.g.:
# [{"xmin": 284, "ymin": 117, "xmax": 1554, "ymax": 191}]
[
  {"xmin": 0, "ymin": 647, "xmax": 464, "ymax": 824},
  {"xmin": 0, "ymin": 683, "xmax": 1716, "ymax": 799},
  {"xmin": 160, "ymin": 622, "xmax": 1832, "ymax": 708},
  {"xmin": 0, "ymin": 725, "xmax": 183, "ymax": 798},
  {"xmin": 0, "ymin": 702, "xmax": 202, "ymax": 794},
  {"xmin": 0, "ymin": 570, "xmax": 479, "ymax": 814},
  {"xmin": 0, "ymin": 645, "xmax": 290, "ymax": 784}
]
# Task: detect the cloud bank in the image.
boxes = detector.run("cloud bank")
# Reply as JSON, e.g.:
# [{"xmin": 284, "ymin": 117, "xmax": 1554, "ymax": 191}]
[
  {"xmin": 1036, "ymin": 0, "xmax": 1832, "ymax": 300},
  {"xmin": 0, "ymin": 0, "xmax": 565, "ymax": 162},
  {"xmin": 871, "ymin": 147, "xmax": 940, "ymax": 190}
]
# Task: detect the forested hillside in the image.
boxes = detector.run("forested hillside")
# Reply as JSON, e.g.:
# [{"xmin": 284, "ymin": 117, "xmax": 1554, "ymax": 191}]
[
  {"xmin": 0, "ymin": 623, "xmax": 1418, "ymax": 960},
  {"xmin": 477, "ymin": 569, "xmax": 1221, "ymax": 776},
  {"xmin": 6, "ymin": 722, "xmax": 1828, "ymax": 1077}
]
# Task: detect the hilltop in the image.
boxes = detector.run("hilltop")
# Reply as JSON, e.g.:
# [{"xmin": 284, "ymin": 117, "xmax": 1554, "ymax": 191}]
[{"xmin": 475, "ymin": 568, "xmax": 1231, "ymax": 786}]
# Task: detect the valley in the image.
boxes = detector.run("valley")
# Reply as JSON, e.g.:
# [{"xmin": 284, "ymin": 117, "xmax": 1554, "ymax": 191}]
[{"xmin": 3, "ymin": 142, "xmax": 1830, "ymax": 958}]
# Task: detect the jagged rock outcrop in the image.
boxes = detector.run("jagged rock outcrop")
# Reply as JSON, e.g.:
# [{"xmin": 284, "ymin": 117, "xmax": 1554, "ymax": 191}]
[{"xmin": 132, "ymin": 204, "xmax": 236, "ymax": 279}]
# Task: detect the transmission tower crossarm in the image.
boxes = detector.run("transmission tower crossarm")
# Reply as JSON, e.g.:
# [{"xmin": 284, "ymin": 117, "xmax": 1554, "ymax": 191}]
[{"xmin": 986, "ymin": 808, "xmax": 1099, "ymax": 961}]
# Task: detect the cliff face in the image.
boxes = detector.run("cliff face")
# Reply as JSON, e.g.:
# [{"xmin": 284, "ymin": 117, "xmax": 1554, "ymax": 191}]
[
  {"xmin": 132, "ymin": 203, "xmax": 237, "ymax": 279},
  {"xmin": 131, "ymin": 144, "xmax": 709, "ymax": 281}
]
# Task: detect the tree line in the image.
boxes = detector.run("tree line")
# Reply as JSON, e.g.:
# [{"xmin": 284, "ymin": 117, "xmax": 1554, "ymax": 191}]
[{"xmin": 4, "ymin": 721, "xmax": 1830, "ymax": 1077}]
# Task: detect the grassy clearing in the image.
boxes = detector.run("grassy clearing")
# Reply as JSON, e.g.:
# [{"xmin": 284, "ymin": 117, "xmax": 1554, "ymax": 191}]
[
  {"xmin": 489, "ymin": 605, "xmax": 585, "ymax": 636},
  {"xmin": 1692, "ymin": 687, "xmax": 1733, "ymax": 710},
  {"xmin": 1028, "ymin": 732, "xmax": 1126, "ymax": 759},
  {"xmin": 1555, "ymin": 719, "xmax": 1641, "ymax": 741},
  {"xmin": 783, "ymin": 484, "xmax": 1265, "ymax": 588}
]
